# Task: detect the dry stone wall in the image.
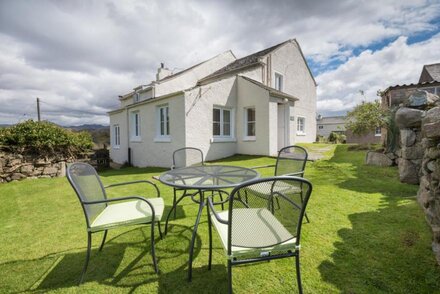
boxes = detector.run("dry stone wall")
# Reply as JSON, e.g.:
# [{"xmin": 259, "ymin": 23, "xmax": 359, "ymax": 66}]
[{"xmin": 0, "ymin": 149, "xmax": 89, "ymax": 183}]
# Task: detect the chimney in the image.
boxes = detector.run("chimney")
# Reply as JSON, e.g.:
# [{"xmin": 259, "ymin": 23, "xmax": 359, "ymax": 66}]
[{"xmin": 156, "ymin": 63, "xmax": 172, "ymax": 81}]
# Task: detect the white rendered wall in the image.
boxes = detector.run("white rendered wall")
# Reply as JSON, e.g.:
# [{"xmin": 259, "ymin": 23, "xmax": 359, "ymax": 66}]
[
  {"xmin": 236, "ymin": 76, "xmax": 271, "ymax": 155},
  {"xmin": 270, "ymin": 41, "xmax": 317, "ymax": 143},
  {"xmin": 109, "ymin": 110, "xmax": 128, "ymax": 164},
  {"xmin": 184, "ymin": 76, "xmax": 238, "ymax": 162},
  {"xmin": 154, "ymin": 51, "xmax": 236, "ymax": 97}
]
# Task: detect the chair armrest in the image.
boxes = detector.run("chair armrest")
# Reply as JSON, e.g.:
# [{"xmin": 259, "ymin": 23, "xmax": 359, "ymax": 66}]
[
  {"xmin": 250, "ymin": 164, "xmax": 275, "ymax": 169},
  {"xmin": 105, "ymin": 180, "xmax": 160, "ymax": 198},
  {"xmin": 83, "ymin": 196, "xmax": 156, "ymax": 219},
  {"xmin": 207, "ymin": 196, "xmax": 228, "ymax": 224}
]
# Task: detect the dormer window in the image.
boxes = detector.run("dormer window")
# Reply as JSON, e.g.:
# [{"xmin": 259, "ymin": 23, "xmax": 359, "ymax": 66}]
[
  {"xmin": 133, "ymin": 92, "xmax": 140, "ymax": 103},
  {"xmin": 274, "ymin": 73, "xmax": 283, "ymax": 91}
]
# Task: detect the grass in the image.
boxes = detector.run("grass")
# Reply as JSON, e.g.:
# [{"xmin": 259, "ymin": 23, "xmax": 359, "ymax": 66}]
[{"xmin": 1, "ymin": 144, "xmax": 439, "ymax": 293}]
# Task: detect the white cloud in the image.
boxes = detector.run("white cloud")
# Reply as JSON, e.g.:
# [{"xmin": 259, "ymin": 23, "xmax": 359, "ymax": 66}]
[
  {"xmin": 316, "ymin": 33, "xmax": 440, "ymax": 115},
  {"xmin": 0, "ymin": 0, "xmax": 439, "ymax": 124}
]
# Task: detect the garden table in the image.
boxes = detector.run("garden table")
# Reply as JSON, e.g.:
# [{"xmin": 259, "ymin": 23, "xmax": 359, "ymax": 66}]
[{"xmin": 159, "ymin": 165, "xmax": 259, "ymax": 281}]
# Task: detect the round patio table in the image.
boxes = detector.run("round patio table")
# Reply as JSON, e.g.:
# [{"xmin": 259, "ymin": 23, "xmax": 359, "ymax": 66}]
[{"xmin": 159, "ymin": 165, "xmax": 259, "ymax": 281}]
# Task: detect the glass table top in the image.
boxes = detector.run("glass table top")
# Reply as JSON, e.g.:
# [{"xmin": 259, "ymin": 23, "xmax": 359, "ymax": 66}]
[{"xmin": 159, "ymin": 165, "xmax": 259, "ymax": 189}]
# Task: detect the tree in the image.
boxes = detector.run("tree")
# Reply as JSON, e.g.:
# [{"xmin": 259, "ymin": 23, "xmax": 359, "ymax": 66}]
[{"xmin": 346, "ymin": 100, "xmax": 387, "ymax": 135}]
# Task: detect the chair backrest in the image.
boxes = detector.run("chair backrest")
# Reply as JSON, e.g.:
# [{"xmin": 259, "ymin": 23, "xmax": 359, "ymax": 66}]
[
  {"xmin": 66, "ymin": 162, "xmax": 107, "ymax": 228},
  {"xmin": 226, "ymin": 176, "xmax": 312, "ymax": 255},
  {"xmin": 172, "ymin": 147, "xmax": 204, "ymax": 169},
  {"xmin": 275, "ymin": 145, "xmax": 308, "ymax": 177}
]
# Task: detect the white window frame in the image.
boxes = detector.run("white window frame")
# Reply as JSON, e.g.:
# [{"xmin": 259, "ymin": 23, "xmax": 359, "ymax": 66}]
[
  {"xmin": 155, "ymin": 104, "xmax": 171, "ymax": 142},
  {"xmin": 243, "ymin": 107, "xmax": 256, "ymax": 141},
  {"xmin": 274, "ymin": 72, "xmax": 283, "ymax": 91},
  {"xmin": 130, "ymin": 111, "xmax": 141, "ymax": 142},
  {"xmin": 296, "ymin": 116, "xmax": 306, "ymax": 135},
  {"xmin": 375, "ymin": 127, "xmax": 382, "ymax": 137},
  {"xmin": 113, "ymin": 124, "xmax": 120, "ymax": 148},
  {"xmin": 212, "ymin": 106, "xmax": 235, "ymax": 142}
]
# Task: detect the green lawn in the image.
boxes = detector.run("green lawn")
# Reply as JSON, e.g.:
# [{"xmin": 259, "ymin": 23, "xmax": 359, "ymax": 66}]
[{"xmin": 1, "ymin": 144, "xmax": 439, "ymax": 293}]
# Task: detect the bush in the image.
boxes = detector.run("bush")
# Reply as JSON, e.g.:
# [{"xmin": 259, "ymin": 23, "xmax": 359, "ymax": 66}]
[
  {"xmin": 0, "ymin": 120, "xmax": 93, "ymax": 156},
  {"xmin": 328, "ymin": 132, "xmax": 346, "ymax": 144}
]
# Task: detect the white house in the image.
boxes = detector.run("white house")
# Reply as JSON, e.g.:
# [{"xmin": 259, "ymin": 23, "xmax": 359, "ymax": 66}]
[{"xmin": 108, "ymin": 39, "xmax": 317, "ymax": 168}]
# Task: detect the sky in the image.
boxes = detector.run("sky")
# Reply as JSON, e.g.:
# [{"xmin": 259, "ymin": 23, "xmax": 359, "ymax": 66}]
[{"xmin": 0, "ymin": 0, "xmax": 439, "ymax": 126}]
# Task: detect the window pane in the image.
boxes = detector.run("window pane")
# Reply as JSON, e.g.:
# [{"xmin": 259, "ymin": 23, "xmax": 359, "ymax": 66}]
[
  {"xmin": 166, "ymin": 107, "xmax": 170, "ymax": 135},
  {"xmin": 247, "ymin": 108, "xmax": 255, "ymax": 121},
  {"xmin": 223, "ymin": 122, "xmax": 230, "ymax": 136},
  {"xmin": 213, "ymin": 122, "xmax": 220, "ymax": 136},
  {"xmin": 213, "ymin": 109, "xmax": 220, "ymax": 122},
  {"xmin": 135, "ymin": 114, "xmax": 139, "ymax": 136},
  {"xmin": 247, "ymin": 122, "xmax": 255, "ymax": 136},
  {"xmin": 223, "ymin": 109, "xmax": 230, "ymax": 123}
]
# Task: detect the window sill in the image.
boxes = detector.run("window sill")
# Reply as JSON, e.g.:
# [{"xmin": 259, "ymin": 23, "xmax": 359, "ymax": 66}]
[
  {"xmin": 130, "ymin": 138, "xmax": 142, "ymax": 143},
  {"xmin": 296, "ymin": 132, "xmax": 306, "ymax": 136},
  {"xmin": 243, "ymin": 136, "xmax": 256, "ymax": 142},
  {"xmin": 375, "ymin": 134, "xmax": 381, "ymax": 137},
  {"xmin": 154, "ymin": 136, "xmax": 171, "ymax": 142},
  {"xmin": 211, "ymin": 137, "xmax": 236, "ymax": 143},
  {"xmin": 112, "ymin": 146, "xmax": 120, "ymax": 149}
]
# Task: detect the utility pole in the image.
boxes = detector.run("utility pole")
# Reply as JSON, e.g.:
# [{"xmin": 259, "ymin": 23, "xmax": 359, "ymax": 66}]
[{"xmin": 36, "ymin": 97, "xmax": 41, "ymax": 121}]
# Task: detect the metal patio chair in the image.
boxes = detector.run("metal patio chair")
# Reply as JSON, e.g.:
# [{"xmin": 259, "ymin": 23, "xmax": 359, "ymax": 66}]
[
  {"xmin": 251, "ymin": 145, "xmax": 310, "ymax": 222},
  {"xmin": 66, "ymin": 162, "xmax": 164, "ymax": 284},
  {"xmin": 207, "ymin": 176, "xmax": 313, "ymax": 293}
]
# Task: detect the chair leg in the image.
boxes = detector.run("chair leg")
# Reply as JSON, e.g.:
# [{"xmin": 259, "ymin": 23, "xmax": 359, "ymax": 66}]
[
  {"xmin": 165, "ymin": 193, "xmax": 189, "ymax": 235},
  {"xmin": 98, "ymin": 230, "xmax": 107, "ymax": 252},
  {"xmin": 228, "ymin": 259, "xmax": 233, "ymax": 294},
  {"xmin": 79, "ymin": 232, "xmax": 92, "ymax": 285},
  {"xmin": 207, "ymin": 205, "xmax": 212, "ymax": 270},
  {"xmin": 173, "ymin": 188, "xmax": 178, "ymax": 219},
  {"xmin": 295, "ymin": 252, "xmax": 303, "ymax": 294},
  {"xmin": 157, "ymin": 221, "xmax": 163, "ymax": 240},
  {"xmin": 150, "ymin": 222, "xmax": 159, "ymax": 274}
]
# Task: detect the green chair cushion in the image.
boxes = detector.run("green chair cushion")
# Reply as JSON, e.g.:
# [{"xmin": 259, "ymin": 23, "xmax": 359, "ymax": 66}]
[
  {"xmin": 89, "ymin": 197, "xmax": 164, "ymax": 232},
  {"xmin": 210, "ymin": 208, "xmax": 297, "ymax": 259}
]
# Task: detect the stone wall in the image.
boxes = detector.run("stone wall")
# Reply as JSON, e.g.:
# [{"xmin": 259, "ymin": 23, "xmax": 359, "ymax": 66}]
[
  {"xmin": 417, "ymin": 106, "xmax": 440, "ymax": 264},
  {"xmin": 0, "ymin": 149, "xmax": 90, "ymax": 183}
]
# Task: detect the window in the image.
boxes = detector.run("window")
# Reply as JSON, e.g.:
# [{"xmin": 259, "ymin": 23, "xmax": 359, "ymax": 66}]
[
  {"xmin": 274, "ymin": 73, "xmax": 283, "ymax": 91},
  {"xmin": 113, "ymin": 124, "xmax": 120, "ymax": 147},
  {"xmin": 213, "ymin": 107, "xmax": 233, "ymax": 137},
  {"xmin": 318, "ymin": 125, "xmax": 323, "ymax": 129},
  {"xmin": 156, "ymin": 105, "xmax": 170, "ymax": 141},
  {"xmin": 244, "ymin": 107, "xmax": 256, "ymax": 139},
  {"xmin": 130, "ymin": 111, "xmax": 141, "ymax": 141},
  {"xmin": 133, "ymin": 92, "xmax": 140, "ymax": 103},
  {"xmin": 375, "ymin": 127, "xmax": 381, "ymax": 136},
  {"xmin": 297, "ymin": 116, "xmax": 305, "ymax": 135}
]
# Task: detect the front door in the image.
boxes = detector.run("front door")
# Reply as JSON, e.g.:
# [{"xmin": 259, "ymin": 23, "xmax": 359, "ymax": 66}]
[{"xmin": 277, "ymin": 104, "xmax": 286, "ymax": 151}]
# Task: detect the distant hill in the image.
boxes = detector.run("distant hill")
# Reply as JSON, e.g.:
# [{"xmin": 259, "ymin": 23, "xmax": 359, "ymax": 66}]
[{"xmin": 67, "ymin": 124, "xmax": 109, "ymax": 131}]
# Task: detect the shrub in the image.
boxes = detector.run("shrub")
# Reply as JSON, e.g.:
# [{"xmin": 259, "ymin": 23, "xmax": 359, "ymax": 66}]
[
  {"xmin": 0, "ymin": 120, "xmax": 93, "ymax": 156},
  {"xmin": 328, "ymin": 132, "xmax": 346, "ymax": 144}
]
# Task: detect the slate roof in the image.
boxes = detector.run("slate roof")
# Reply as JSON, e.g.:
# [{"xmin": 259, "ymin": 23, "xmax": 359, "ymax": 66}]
[
  {"xmin": 199, "ymin": 40, "xmax": 291, "ymax": 83},
  {"xmin": 420, "ymin": 63, "xmax": 440, "ymax": 83}
]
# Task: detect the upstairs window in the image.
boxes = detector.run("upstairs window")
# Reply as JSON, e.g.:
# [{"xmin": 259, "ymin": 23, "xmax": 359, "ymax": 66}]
[
  {"xmin": 130, "ymin": 111, "xmax": 141, "ymax": 141},
  {"xmin": 274, "ymin": 73, "xmax": 283, "ymax": 91},
  {"xmin": 213, "ymin": 107, "xmax": 232, "ymax": 137},
  {"xmin": 244, "ymin": 107, "xmax": 256, "ymax": 138},
  {"xmin": 157, "ymin": 105, "xmax": 170, "ymax": 137},
  {"xmin": 375, "ymin": 127, "xmax": 381, "ymax": 136},
  {"xmin": 113, "ymin": 124, "xmax": 120, "ymax": 147},
  {"xmin": 297, "ymin": 116, "xmax": 305, "ymax": 135}
]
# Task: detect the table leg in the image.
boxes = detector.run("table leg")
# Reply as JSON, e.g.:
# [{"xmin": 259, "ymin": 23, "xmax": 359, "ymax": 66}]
[{"xmin": 188, "ymin": 190, "xmax": 205, "ymax": 281}]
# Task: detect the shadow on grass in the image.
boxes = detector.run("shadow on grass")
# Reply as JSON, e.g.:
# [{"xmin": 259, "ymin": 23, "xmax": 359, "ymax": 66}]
[
  {"xmin": 317, "ymin": 145, "xmax": 440, "ymax": 293},
  {"xmin": 0, "ymin": 225, "xmax": 201, "ymax": 293}
]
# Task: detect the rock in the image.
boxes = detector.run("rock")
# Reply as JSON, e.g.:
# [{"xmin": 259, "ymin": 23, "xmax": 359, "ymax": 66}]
[
  {"xmin": 395, "ymin": 107, "xmax": 424, "ymax": 129},
  {"xmin": 11, "ymin": 173, "xmax": 26, "ymax": 181},
  {"xmin": 400, "ymin": 129, "xmax": 417, "ymax": 147},
  {"xmin": 58, "ymin": 162, "xmax": 66, "ymax": 177},
  {"xmin": 424, "ymin": 121, "xmax": 440, "ymax": 138},
  {"xmin": 422, "ymin": 107, "xmax": 440, "ymax": 125},
  {"xmin": 417, "ymin": 183, "xmax": 430, "ymax": 208},
  {"xmin": 401, "ymin": 144, "xmax": 424, "ymax": 160},
  {"xmin": 7, "ymin": 158, "xmax": 22, "ymax": 167},
  {"xmin": 398, "ymin": 159, "xmax": 420, "ymax": 184},
  {"xmin": 422, "ymin": 138, "xmax": 438, "ymax": 149},
  {"xmin": 42, "ymin": 167, "xmax": 58, "ymax": 175},
  {"xmin": 366, "ymin": 151, "xmax": 393, "ymax": 166},
  {"xmin": 427, "ymin": 161, "xmax": 436, "ymax": 173},
  {"xmin": 20, "ymin": 164, "xmax": 33, "ymax": 175},
  {"xmin": 426, "ymin": 147, "xmax": 440, "ymax": 160},
  {"xmin": 386, "ymin": 152, "xmax": 397, "ymax": 160},
  {"xmin": 405, "ymin": 90, "xmax": 440, "ymax": 109}
]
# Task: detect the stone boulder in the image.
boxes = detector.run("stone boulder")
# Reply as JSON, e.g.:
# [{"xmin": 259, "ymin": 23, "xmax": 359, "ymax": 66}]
[
  {"xmin": 400, "ymin": 129, "xmax": 416, "ymax": 147},
  {"xmin": 404, "ymin": 90, "xmax": 440, "ymax": 109},
  {"xmin": 398, "ymin": 158, "xmax": 420, "ymax": 184},
  {"xmin": 401, "ymin": 144, "xmax": 424, "ymax": 160},
  {"xmin": 366, "ymin": 151, "xmax": 393, "ymax": 167},
  {"xmin": 395, "ymin": 107, "xmax": 424, "ymax": 129}
]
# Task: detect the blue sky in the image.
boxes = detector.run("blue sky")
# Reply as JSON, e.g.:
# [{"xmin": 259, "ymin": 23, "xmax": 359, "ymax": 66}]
[{"xmin": 0, "ymin": 0, "xmax": 439, "ymax": 125}]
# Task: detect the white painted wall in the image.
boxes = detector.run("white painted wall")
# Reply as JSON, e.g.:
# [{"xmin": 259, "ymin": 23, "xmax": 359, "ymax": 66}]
[
  {"xmin": 154, "ymin": 51, "xmax": 236, "ymax": 97},
  {"xmin": 184, "ymin": 76, "xmax": 238, "ymax": 162},
  {"xmin": 236, "ymin": 76, "xmax": 270, "ymax": 155},
  {"xmin": 270, "ymin": 41, "xmax": 317, "ymax": 143},
  {"xmin": 109, "ymin": 110, "xmax": 128, "ymax": 164}
]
